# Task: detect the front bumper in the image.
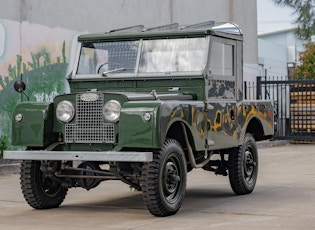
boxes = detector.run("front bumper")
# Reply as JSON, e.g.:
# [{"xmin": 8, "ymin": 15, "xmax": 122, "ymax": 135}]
[{"xmin": 4, "ymin": 150, "xmax": 153, "ymax": 162}]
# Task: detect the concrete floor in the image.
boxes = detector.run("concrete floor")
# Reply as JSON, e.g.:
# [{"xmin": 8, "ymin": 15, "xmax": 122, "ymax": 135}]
[{"xmin": 0, "ymin": 144, "xmax": 314, "ymax": 229}]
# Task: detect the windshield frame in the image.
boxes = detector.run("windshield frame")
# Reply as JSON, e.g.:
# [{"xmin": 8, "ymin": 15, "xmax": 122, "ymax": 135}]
[{"xmin": 71, "ymin": 36, "xmax": 210, "ymax": 80}]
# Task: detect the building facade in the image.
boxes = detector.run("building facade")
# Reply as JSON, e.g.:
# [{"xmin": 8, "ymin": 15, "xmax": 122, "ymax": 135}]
[
  {"xmin": 258, "ymin": 28, "xmax": 305, "ymax": 78},
  {"xmin": 0, "ymin": 0, "xmax": 258, "ymax": 139}
]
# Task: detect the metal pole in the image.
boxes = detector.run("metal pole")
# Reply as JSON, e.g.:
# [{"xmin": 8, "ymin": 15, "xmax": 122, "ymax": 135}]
[{"xmin": 256, "ymin": 76, "xmax": 262, "ymax": 100}]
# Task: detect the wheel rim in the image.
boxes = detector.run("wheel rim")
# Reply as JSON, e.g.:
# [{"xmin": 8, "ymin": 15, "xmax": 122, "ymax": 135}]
[
  {"xmin": 39, "ymin": 171, "xmax": 63, "ymax": 197},
  {"xmin": 243, "ymin": 146, "xmax": 256, "ymax": 183},
  {"xmin": 162, "ymin": 153, "xmax": 183, "ymax": 204}
]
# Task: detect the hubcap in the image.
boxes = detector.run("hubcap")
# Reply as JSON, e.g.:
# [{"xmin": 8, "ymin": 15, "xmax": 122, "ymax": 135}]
[
  {"xmin": 244, "ymin": 149, "xmax": 256, "ymax": 182},
  {"xmin": 162, "ymin": 154, "xmax": 183, "ymax": 203},
  {"xmin": 40, "ymin": 171, "xmax": 62, "ymax": 197}
]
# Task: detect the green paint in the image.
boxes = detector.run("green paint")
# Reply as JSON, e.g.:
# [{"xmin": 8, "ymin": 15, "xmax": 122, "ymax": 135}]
[{"xmin": 11, "ymin": 102, "xmax": 55, "ymax": 147}]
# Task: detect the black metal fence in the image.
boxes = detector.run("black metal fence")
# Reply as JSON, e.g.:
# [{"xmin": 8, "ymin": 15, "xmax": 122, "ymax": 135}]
[{"xmin": 245, "ymin": 76, "xmax": 315, "ymax": 141}]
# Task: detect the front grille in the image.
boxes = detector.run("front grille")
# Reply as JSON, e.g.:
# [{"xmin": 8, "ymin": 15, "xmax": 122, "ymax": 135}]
[{"xmin": 65, "ymin": 94, "xmax": 115, "ymax": 143}]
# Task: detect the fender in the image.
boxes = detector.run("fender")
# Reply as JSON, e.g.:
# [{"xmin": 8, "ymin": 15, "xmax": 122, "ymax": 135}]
[
  {"xmin": 118, "ymin": 101, "xmax": 162, "ymax": 149},
  {"xmin": 11, "ymin": 102, "xmax": 56, "ymax": 147},
  {"xmin": 118, "ymin": 100, "xmax": 206, "ymax": 151},
  {"xmin": 159, "ymin": 101, "xmax": 207, "ymax": 151},
  {"xmin": 241, "ymin": 101, "xmax": 274, "ymax": 133}
]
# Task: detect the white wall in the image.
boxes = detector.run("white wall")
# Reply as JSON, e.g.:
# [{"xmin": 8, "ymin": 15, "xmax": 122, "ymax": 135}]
[
  {"xmin": 258, "ymin": 29, "xmax": 305, "ymax": 77},
  {"xmin": 258, "ymin": 38, "xmax": 288, "ymax": 76},
  {"xmin": 0, "ymin": 0, "xmax": 259, "ymax": 79}
]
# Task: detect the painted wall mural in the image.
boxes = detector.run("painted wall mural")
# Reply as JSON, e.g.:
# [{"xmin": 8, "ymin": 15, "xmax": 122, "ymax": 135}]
[{"xmin": 0, "ymin": 19, "xmax": 79, "ymax": 148}]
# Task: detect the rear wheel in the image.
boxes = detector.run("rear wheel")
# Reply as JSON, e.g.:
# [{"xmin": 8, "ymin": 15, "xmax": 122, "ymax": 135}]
[
  {"xmin": 228, "ymin": 133, "xmax": 258, "ymax": 195},
  {"xmin": 142, "ymin": 139, "xmax": 187, "ymax": 217},
  {"xmin": 20, "ymin": 160, "xmax": 68, "ymax": 209}
]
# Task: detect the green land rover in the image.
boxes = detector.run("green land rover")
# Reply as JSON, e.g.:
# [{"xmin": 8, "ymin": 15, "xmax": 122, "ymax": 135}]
[{"xmin": 5, "ymin": 21, "xmax": 274, "ymax": 217}]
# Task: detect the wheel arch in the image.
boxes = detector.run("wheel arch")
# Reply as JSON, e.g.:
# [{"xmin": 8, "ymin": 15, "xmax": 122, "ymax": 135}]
[
  {"xmin": 165, "ymin": 121, "xmax": 196, "ymax": 168},
  {"xmin": 166, "ymin": 121, "xmax": 188, "ymax": 149},
  {"xmin": 245, "ymin": 116, "xmax": 265, "ymax": 141}
]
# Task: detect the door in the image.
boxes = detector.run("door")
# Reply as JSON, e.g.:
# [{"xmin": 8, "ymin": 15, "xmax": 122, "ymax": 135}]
[{"xmin": 206, "ymin": 36, "xmax": 239, "ymax": 149}]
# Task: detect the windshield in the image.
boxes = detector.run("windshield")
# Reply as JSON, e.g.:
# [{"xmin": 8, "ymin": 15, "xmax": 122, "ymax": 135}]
[
  {"xmin": 76, "ymin": 37, "xmax": 208, "ymax": 77},
  {"xmin": 77, "ymin": 41, "xmax": 139, "ymax": 75},
  {"xmin": 139, "ymin": 37, "xmax": 207, "ymax": 73}
]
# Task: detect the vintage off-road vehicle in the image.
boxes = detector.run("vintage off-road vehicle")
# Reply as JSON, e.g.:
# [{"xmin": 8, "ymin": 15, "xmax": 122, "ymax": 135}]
[{"xmin": 5, "ymin": 21, "xmax": 274, "ymax": 217}]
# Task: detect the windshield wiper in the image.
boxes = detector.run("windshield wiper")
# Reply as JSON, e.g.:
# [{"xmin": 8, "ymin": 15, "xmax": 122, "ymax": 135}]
[{"xmin": 101, "ymin": 68, "xmax": 133, "ymax": 77}]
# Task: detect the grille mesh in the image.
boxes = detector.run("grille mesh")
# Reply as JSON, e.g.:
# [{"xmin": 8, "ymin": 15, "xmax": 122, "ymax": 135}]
[{"xmin": 65, "ymin": 94, "xmax": 115, "ymax": 143}]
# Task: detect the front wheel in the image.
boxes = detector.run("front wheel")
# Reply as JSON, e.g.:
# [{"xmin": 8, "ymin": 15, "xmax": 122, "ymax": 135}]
[
  {"xmin": 228, "ymin": 133, "xmax": 258, "ymax": 195},
  {"xmin": 141, "ymin": 139, "xmax": 187, "ymax": 217},
  {"xmin": 20, "ymin": 160, "xmax": 68, "ymax": 209}
]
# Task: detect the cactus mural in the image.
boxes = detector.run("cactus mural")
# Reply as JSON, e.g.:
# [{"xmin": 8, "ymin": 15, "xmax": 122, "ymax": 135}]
[{"xmin": 0, "ymin": 19, "xmax": 78, "ymax": 150}]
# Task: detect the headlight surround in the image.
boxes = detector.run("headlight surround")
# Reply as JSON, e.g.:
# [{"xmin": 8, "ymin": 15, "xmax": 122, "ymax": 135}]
[
  {"xmin": 56, "ymin": 100, "xmax": 75, "ymax": 123},
  {"xmin": 103, "ymin": 100, "xmax": 121, "ymax": 123}
]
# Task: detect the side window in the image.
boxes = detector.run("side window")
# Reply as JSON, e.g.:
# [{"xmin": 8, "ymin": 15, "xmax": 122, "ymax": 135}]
[
  {"xmin": 208, "ymin": 38, "xmax": 236, "ymax": 100},
  {"xmin": 210, "ymin": 42, "xmax": 234, "ymax": 76}
]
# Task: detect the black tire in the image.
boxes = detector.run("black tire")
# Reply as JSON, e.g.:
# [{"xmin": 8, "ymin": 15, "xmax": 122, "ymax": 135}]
[
  {"xmin": 20, "ymin": 160, "xmax": 68, "ymax": 209},
  {"xmin": 142, "ymin": 139, "xmax": 187, "ymax": 217},
  {"xmin": 228, "ymin": 133, "xmax": 258, "ymax": 195}
]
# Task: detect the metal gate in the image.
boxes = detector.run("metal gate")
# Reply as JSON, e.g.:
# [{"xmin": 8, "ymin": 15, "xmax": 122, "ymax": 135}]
[{"xmin": 248, "ymin": 77, "xmax": 315, "ymax": 141}]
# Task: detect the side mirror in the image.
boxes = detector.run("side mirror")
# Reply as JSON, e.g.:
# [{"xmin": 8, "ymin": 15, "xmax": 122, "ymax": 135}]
[
  {"xmin": 14, "ymin": 80, "xmax": 26, "ymax": 93},
  {"xmin": 13, "ymin": 80, "xmax": 29, "ymax": 100}
]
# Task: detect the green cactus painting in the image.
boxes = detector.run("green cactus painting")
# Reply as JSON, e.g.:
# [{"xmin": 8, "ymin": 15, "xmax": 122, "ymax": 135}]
[{"xmin": 0, "ymin": 41, "xmax": 69, "ymax": 149}]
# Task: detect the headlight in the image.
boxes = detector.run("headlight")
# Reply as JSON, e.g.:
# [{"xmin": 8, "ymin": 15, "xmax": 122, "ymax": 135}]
[
  {"xmin": 103, "ymin": 100, "xmax": 121, "ymax": 123},
  {"xmin": 15, "ymin": 113, "xmax": 23, "ymax": 122},
  {"xmin": 56, "ymin": 100, "xmax": 75, "ymax": 123}
]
